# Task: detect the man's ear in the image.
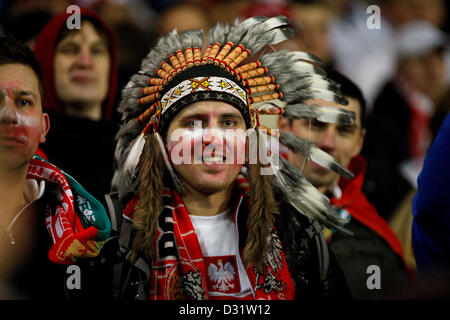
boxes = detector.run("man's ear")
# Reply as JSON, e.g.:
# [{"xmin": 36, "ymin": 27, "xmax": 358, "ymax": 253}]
[
  {"xmin": 40, "ymin": 113, "xmax": 50, "ymax": 143},
  {"xmin": 354, "ymin": 127, "xmax": 366, "ymax": 157},
  {"xmin": 278, "ymin": 115, "xmax": 291, "ymax": 131}
]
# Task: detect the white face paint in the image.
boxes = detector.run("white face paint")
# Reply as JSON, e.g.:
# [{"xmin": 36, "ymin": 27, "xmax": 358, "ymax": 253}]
[
  {"xmin": 0, "ymin": 88, "xmax": 43, "ymax": 144},
  {"xmin": 165, "ymin": 100, "xmax": 247, "ymax": 194},
  {"xmin": 0, "ymin": 63, "xmax": 48, "ymax": 169},
  {"xmin": 167, "ymin": 126, "xmax": 248, "ymax": 165}
]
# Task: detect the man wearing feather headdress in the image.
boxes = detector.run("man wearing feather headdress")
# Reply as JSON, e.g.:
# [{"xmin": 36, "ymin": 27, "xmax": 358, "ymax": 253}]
[{"xmin": 108, "ymin": 16, "xmax": 354, "ymax": 300}]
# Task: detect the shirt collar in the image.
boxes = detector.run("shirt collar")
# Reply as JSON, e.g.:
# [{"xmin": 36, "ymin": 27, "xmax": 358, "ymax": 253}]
[{"xmin": 330, "ymin": 182, "xmax": 342, "ymax": 200}]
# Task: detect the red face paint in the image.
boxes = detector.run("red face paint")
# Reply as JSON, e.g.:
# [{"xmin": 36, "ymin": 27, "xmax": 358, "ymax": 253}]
[
  {"xmin": 0, "ymin": 65, "xmax": 44, "ymax": 165},
  {"xmin": 165, "ymin": 101, "xmax": 247, "ymax": 194}
]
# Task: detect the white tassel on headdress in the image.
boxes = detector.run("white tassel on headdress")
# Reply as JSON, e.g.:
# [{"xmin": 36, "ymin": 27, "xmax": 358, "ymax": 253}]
[
  {"xmin": 121, "ymin": 132, "xmax": 147, "ymax": 190},
  {"xmin": 155, "ymin": 132, "xmax": 184, "ymax": 195}
]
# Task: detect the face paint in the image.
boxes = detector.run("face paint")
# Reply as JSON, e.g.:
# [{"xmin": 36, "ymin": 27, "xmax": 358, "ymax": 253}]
[
  {"xmin": 0, "ymin": 63, "xmax": 46, "ymax": 169},
  {"xmin": 167, "ymin": 127, "xmax": 247, "ymax": 165},
  {"xmin": 0, "ymin": 86, "xmax": 43, "ymax": 149},
  {"xmin": 164, "ymin": 100, "xmax": 247, "ymax": 194}
]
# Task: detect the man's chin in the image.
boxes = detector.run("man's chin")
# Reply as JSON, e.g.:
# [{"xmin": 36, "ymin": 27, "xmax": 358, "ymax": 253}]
[
  {"xmin": 64, "ymin": 94, "xmax": 104, "ymax": 107},
  {"xmin": 0, "ymin": 153, "xmax": 31, "ymax": 171},
  {"xmin": 193, "ymin": 180, "xmax": 230, "ymax": 194}
]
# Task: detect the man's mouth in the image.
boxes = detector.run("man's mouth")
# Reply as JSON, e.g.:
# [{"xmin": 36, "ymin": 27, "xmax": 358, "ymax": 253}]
[
  {"xmin": 71, "ymin": 73, "xmax": 96, "ymax": 83},
  {"xmin": 0, "ymin": 127, "xmax": 27, "ymax": 144},
  {"xmin": 0, "ymin": 135, "xmax": 26, "ymax": 144},
  {"xmin": 202, "ymin": 156, "xmax": 225, "ymax": 163}
]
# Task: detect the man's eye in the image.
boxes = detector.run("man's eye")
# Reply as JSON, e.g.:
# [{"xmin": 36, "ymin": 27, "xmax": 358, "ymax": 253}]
[
  {"xmin": 338, "ymin": 126, "xmax": 354, "ymax": 134},
  {"xmin": 91, "ymin": 46, "xmax": 107, "ymax": 55},
  {"xmin": 187, "ymin": 120, "xmax": 203, "ymax": 128},
  {"xmin": 223, "ymin": 119, "xmax": 236, "ymax": 127},
  {"xmin": 17, "ymin": 99, "xmax": 33, "ymax": 107},
  {"xmin": 59, "ymin": 44, "xmax": 79, "ymax": 55},
  {"xmin": 310, "ymin": 119, "xmax": 326, "ymax": 129}
]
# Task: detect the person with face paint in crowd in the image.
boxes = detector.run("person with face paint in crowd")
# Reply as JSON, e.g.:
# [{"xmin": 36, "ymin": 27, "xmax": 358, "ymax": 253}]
[
  {"xmin": 0, "ymin": 34, "xmax": 111, "ymax": 299},
  {"xmin": 108, "ymin": 16, "xmax": 355, "ymax": 300}
]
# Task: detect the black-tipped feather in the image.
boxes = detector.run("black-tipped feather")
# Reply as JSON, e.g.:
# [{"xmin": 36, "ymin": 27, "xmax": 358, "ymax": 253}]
[
  {"xmin": 282, "ymin": 103, "xmax": 356, "ymax": 125},
  {"xmin": 269, "ymin": 155, "xmax": 352, "ymax": 235},
  {"xmin": 279, "ymin": 131, "xmax": 354, "ymax": 179}
]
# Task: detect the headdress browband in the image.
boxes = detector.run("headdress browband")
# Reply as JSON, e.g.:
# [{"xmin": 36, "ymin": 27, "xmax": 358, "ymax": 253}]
[{"xmin": 135, "ymin": 40, "xmax": 284, "ymax": 134}]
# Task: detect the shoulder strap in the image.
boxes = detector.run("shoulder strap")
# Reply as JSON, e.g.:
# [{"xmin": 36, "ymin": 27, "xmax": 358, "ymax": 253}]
[
  {"xmin": 305, "ymin": 219, "xmax": 330, "ymax": 282},
  {"xmin": 105, "ymin": 192, "xmax": 151, "ymax": 300},
  {"xmin": 104, "ymin": 192, "xmax": 118, "ymax": 232}
]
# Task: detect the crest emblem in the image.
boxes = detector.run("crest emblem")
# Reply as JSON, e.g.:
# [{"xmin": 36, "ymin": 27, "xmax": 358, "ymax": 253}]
[{"xmin": 206, "ymin": 255, "xmax": 240, "ymax": 293}]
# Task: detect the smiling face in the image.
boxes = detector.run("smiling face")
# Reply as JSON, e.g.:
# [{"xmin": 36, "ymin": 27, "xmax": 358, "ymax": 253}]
[
  {"xmin": 54, "ymin": 21, "xmax": 110, "ymax": 112},
  {"xmin": 165, "ymin": 100, "xmax": 247, "ymax": 195},
  {"xmin": 0, "ymin": 63, "xmax": 49, "ymax": 170},
  {"xmin": 282, "ymin": 98, "xmax": 365, "ymax": 192}
]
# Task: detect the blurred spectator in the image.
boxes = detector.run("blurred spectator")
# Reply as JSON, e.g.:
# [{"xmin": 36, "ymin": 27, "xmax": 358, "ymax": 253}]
[
  {"xmin": 238, "ymin": 3, "xmax": 300, "ymax": 51},
  {"xmin": 2, "ymin": 10, "xmax": 52, "ymax": 48},
  {"xmin": 93, "ymin": 0, "xmax": 157, "ymax": 33},
  {"xmin": 33, "ymin": 7, "xmax": 118, "ymax": 203},
  {"xmin": 209, "ymin": 0, "xmax": 253, "ymax": 24},
  {"xmin": 279, "ymin": 70, "xmax": 412, "ymax": 299},
  {"xmin": 157, "ymin": 2, "xmax": 214, "ymax": 35},
  {"xmin": 3, "ymin": 0, "xmax": 69, "ymax": 16},
  {"xmin": 330, "ymin": 0, "xmax": 399, "ymax": 110},
  {"xmin": 94, "ymin": 1, "xmax": 156, "ymax": 105},
  {"xmin": 0, "ymin": 0, "xmax": 69, "ymax": 48},
  {"xmin": 409, "ymin": 0, "xmax": 446, "ymax": 29},
  {"xmin": 290, "ymin": 0, "xmax": 335, "ymax": 67},
  {"xmin": 381, "ymin": 0, "xmax": 418, "ymax": 28},
  {"xmin": 240, "ymin": 2, "xmax": 295, "ymax": 22},
  {"xmin": 362, "ymin": 21, "xmax": 449, "ymax": 221},
  {"xmin": 330, "ymin": 0, "xmax": 449, "ymax": 111}
]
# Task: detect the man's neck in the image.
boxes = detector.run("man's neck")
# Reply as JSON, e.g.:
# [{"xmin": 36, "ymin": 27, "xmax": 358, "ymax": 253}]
[
  {"xmin": 0, "ymin": 166, "xmax": 28, "ymax": 227},
  {"xmin": 64, "ymin": 102, "xmax": 102, "ymax": 121},
  {"xmin": 181, "ymin": 184, "xmax": 235, "ymax": 217},
  {"xmin": 318, "ymin": 181, "xmax": 340, "ymax": 199}
]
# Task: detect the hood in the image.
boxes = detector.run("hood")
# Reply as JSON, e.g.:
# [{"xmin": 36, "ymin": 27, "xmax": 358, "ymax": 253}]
[
  {"xmin": 334, "ymin": 155, "xmax": 412, "ymax": 274},
  {"xmin": 33, "ymin": 7, "xmax": 118, "ymax": 121},
  {"xmin": 338, "ymin": 154, "xmax": 367, "ymax": 191}
]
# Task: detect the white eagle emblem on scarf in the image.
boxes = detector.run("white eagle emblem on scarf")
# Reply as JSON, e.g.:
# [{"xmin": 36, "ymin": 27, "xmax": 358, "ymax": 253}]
[{"xmin": 207, "ymin": 259, "xmax": 236, "ymax": 292}]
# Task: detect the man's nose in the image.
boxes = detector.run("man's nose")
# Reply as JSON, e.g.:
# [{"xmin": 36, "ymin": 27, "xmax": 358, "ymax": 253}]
[
  {"xmin": 202, "ymin": 124, "xmax": 224, "ymax": 146},
  {"xmin": 76, "ymin": 48, "xmax": 94, "ymax": 68},
  {"xmin": 317, "ymin": 127, "xmax": 336, "ymax": 152},
  {"xmin": 0, "ymin": 91, "xmax": 19, "ymax": 124}
]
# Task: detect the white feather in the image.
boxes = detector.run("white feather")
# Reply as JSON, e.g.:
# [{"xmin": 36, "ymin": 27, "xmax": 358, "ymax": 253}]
[
  {"xmin": 122, "ymin": 132, "xmax": 146, "ymax": 183},
  {"xmin": 155, "ymin": 132, "xmax": 184, "ymax": 194}
]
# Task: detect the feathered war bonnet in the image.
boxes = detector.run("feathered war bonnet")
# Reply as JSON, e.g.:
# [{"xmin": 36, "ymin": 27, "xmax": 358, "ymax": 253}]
[{"xmin": 113, "ymin": 16, "xmax": 355, "ymax": 265}]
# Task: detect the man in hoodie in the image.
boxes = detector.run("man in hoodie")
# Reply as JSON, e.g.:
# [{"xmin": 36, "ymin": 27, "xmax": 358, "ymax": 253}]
[
  {"xmin": 34, "ymin": 8, "xmax": 118, "ymax": 203},
  {"xmin": 0, "ymin": 33, "xmax": 110, "ymax": 299},
  {"xmin": 279, "ymin": 70, "xmax": 412, "ymax": 299}
]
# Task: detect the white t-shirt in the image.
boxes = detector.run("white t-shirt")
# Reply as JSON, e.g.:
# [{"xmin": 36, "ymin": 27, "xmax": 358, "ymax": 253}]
[{"xmin": 190, "ymin": 208, "xmax": 254, "ymax": 298}]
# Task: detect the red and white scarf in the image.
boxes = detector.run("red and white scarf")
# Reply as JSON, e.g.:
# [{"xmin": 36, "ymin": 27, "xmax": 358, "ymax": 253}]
[{"xmin": 124, "ymin": 176, "xmax": 295, "ymax": 300}]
